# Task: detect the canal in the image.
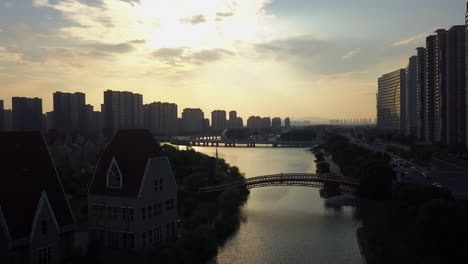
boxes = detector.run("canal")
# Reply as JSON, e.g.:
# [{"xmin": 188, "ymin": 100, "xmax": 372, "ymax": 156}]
[{"xmin": 191, "ymin": 146, "xmax": 362, "ymax": 264}]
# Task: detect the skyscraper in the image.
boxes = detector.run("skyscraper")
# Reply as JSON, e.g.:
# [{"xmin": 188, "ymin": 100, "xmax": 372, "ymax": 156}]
[
  {"xmin": 465, "ymin": 2, "xmax": 468, "ymax": 150},
  {"xmin": 103, "ymin": 90, "xmax": 144, "ymax": 133},
  {"xmin": 446, "ymin": 25, "xmax": 466, "ymax": 149},
  {"xmin": 272, "ymin": 117, "xmax": 282, "ymax": 133},
  {"xmin": 211, "ymin": 110, "xmax": 227, "ymax": 131},
  {"xmin": 0, "ymin": 100, "xmax": 4, "ymax": 131},
  {"xmin": 182, "ymin": 108, "xmax": 204, "ymax": 133},
  {"xmin": 228, "ymin": 111, "xmax": 243, "ymax": 129},
  {"xmin": 425, "ymin": 35, "xmax": 437, "ymax": 143},
  {"xmin": 377, "ymin": 69, "xmax": 406, "ymax": 131},
  {"xmin": 12, "ymin": 97, "xmax": 43, "ymax": 131},
  {"xmin": 144, "ymin": 102, "xmax": 178, "ymax": 136},
  {"xmin": 416, "ymin": 47, "xmax": 427, "ymax": 140},
  {"xmin": 406, "ymin": 56, "xmax": 418, "ymax": 136},
  {"xmin": 247, "ymin": 116, "xmax": 262, "ymax": 130},
  {"xmin": 434, "ymin": 29, "xmax": 448, "ymax": 144},
  {"xmin": 285, "ymin": 117, "xmax": 291, "ymax": 128},
  {"xmin": 53, "ymin": 92, "xmax": 86, "ymax": 133}
]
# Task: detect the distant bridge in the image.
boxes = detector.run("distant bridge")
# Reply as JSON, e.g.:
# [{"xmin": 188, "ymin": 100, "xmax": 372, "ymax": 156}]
[
  {"xmin": 178, "ymin": 173, "xmax": 360, "ymax": 193},
  {"xmin": 170, "ymin": 138, "xmax": 323, "ymax": 147}
]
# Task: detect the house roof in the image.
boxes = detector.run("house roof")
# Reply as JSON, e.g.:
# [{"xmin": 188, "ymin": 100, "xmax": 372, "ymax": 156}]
[
  {"xmin": 0, "ymin": 132, "xmax": 75, "ymax": 241},
  {"xmin": 89, "ymin": 130, "xmax": 163, "ymax": 197}
]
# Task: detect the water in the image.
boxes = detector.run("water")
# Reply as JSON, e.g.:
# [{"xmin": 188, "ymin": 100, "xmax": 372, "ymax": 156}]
[{"xmin": 191, "ymin": 146, "xmax": 362, "ymax": 264}]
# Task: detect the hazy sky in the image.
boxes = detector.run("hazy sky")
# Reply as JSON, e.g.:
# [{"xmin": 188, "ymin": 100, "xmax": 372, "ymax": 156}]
[{"xmin": 0, "ymin": 0, "xmax": 466, "ymax": 120}]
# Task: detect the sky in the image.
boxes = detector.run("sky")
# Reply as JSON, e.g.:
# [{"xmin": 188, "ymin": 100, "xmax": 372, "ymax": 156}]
[{"xmin": 0, "ymin": 0, "xmax": 466, "ymax": 121}]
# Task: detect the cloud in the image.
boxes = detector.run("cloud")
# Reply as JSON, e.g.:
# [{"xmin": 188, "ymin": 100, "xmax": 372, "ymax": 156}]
[
  {"xmin": 216, "ymin": 12, "xmax": 234, "ymax": 17},
  {"xmin": 392, "ymin": 32, "xmax": 428, "ymax": 46},
  {"xmin": 180, "ymin": 15, "xmax": 206, "ymax": 24},
  {"xmin": 254, "ymin": 35, "xmax": 329, "ymax": 60},
  {"xmin": 82, "ymin": 42, "xmax": 134, "ymax": 53},
  {"xmin": 129, "ymin": 39, "xmax": 146, "ymax": 44},
  {"xmin": 152, "ymin": 47, "xmax": 234, "ymax": 66},
  {"xmin": 341, "ymin": 48, "xmax": 361, "ymax": 60},
  {"xmin": 0, "ymin": 47, "xmax": 24, "ymax": 62},
  {"xmin": 3, "ymin": 2, "xmax": 12, "ymax": 8}
]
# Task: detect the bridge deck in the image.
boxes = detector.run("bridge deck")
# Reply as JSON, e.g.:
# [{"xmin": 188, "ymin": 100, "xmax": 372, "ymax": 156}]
[{"xmin": 178, "ymin": 173, "xmax": 360, "ymax": 193}]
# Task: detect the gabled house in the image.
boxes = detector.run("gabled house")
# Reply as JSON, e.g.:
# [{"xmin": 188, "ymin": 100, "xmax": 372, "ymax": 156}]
[
  {"xmin": 0, "ymin": 132, "xmax": 75, "ymax": 264},
  {"xmin": 88, "ymin": 130, "xmax": 178, "ymax": 252}
]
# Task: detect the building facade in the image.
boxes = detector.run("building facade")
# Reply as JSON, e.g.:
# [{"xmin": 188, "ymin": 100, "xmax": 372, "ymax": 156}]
[
  {"xmin": 88, "ymin": 130, "xmax": 177, "ymax": 252},
  {"xmin": 446, "ymin": 25, "xmax": 466, "ymax": 149},
  {"xmin": 247, "ymin": 116, "xmax": 262, "ymax": 130},
  {"xmin": 0, "ymin": 132, "xmax": 75, "ymax": 264},
  {"xmin": 0, "ymin": 100, "xmax": 4, "ymax": 132},
  {"xmin": 406, "ymin": 56, "xmax": 418, "ymax": 136},
  {"xmin": 12, "ymin": 97, "xmax": 43, "ymax": 132},
  {"xmin": 377, "ymin": 69, "xmax": 406, "ymax": 131},
  {"xmin": 272, "ymin": 117, "xmax": 282, "ymax": 133},
  {"xmin": 211, "ymin": 110, "xmax": 227, "ymax": 131},
  {"xmin": 181, "ymin": 108, "xmax": 204, "ymax": 133},
  {"xmin": 416, "ymin": 47, "xmax": 427, "ymax": 140},
  {"xmin": 103, "ymin": 90, "xmax": 144, "ymax": 133},
  {"xmin": 425, "ymin": 35, "xmax": 437, "ymax": 143},
  {"xmin": 434, "ymin": 29, "xmax": 448, "ymax": 144},
  {"xmin": 228, "ymin": 111, "xmax": 243, "ymax": 129},
  {"xmin": 53, "ymin": 92, "xmax": 86, "ymax": 133},
  {"xmin": 144, "ymin": 102, "xmax": 178, "ymax": 136}
]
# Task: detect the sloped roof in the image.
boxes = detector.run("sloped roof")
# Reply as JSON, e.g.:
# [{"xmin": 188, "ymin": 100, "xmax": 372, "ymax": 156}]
[
  {"xmin": 89, "ymin": 130, "xmax": 163, "ymax": 197},
  {"xmin": 0, "ymin": 132, "xmax": 75, "ymax": 240}
]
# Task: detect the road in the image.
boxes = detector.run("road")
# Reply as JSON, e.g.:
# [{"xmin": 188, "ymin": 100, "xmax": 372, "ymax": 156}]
[{"xmin": 352, "ymin": 139, "xmax": 468, "ymax": 200}]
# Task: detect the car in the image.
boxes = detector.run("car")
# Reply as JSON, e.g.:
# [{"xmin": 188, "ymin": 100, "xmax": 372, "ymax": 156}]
[
  {"xmin": 432, "ymin": 182, "xmax": 443, "ymax": 188},
  {"xmin": 422, "ymin": 172, "xmax": 431, "ymax": 179}
]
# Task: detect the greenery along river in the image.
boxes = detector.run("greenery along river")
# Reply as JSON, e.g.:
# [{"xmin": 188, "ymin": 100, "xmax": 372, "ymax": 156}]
[{"xmin": 192, "ymin": 146, "xmax": 362, "ymax": 264}]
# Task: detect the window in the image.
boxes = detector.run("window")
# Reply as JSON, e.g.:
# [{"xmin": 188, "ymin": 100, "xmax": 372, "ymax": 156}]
[
  {"xmin": 160, "ymin": 179, "xmax": 163, "ymax": 190},
  {"xmin": 129, "ymin": 208, "xmax": 134, "ymax": 222},
  {"xmin": 38, "ymin": 247, "xmax": 51, "ymax": 264},
  {"xmin": 107, "ymin": 158, "xmax": 122, "ymax": 189},
  {"xmin": 129, "ymin": 233, "xmax": 134, "ymax": 248},
  {"xmin": 154, "ymin": 180, "xmax": 158, "ymax": 192},
  {"xmin": 157, "ymin": 203, "xmax": 162, "ymax": 216},
  {"xmin": 41, "ymin": 220, "xmax": 47, "ymax": 235},
  {"xmin": 166, "ymin": 199, "xmax": 174, "ymax": 211},
  {"xmin": 122, "ymin": 233, "xmax": 128, "ymax": 249},
  {"xmin": 149, "ymin": 230, "xmax": 153, "ymax": 245},
  {"xmin": 122, "ymin": 208, "xmax": 127, "ymax": 221},
  {"xmin": 142, "ymin": 208, "xmax": 146, "ymax": 220},
  {"xmin": 166, "ymin": 223, "xmax": 170, "ymax": 241},
  {"xmin": 142, "ymin": 232, "xmax": 146, "ymax": 247},
  {"xmin": 148, "ymin": 206, "xmax": 153, "ymax": 219}
]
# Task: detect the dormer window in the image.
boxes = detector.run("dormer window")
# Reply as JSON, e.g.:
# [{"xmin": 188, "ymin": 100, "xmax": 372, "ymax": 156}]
[{"xmin": 107, "ymin": 158, "xmax": 122, "ymax": 189}]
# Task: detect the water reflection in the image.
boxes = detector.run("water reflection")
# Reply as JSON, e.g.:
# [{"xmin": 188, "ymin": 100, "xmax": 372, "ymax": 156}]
[{"xmin": 191, "ymin": 146, "xmax": 361, "ymax": 264}]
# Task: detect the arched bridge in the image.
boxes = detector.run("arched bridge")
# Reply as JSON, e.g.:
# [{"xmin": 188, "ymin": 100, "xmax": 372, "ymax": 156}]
[{"xmin": 178, "ymin": 173, "xmax": 360, "ymax": 193}]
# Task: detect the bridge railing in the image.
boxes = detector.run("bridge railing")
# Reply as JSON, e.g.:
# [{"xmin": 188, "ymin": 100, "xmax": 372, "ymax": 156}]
[{"xmin": 178, "ymin": 173, "xmax": 360, "ymax": 193}]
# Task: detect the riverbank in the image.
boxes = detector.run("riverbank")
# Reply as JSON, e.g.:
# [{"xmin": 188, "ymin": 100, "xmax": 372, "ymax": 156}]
[{"xmin": 150, "ymin": 145, "xmax": 250, "ymax": 264}]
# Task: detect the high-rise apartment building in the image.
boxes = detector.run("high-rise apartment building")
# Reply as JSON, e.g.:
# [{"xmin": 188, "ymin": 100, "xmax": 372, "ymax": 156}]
[
  {"xmin": 0, "ymin": 100, "xmax": 4, "ymax": 131},
  {"xmin": 425, "ymin": 35, "xmax": 437, "ymax": 143},
  {"xmin": 466, "ymin": 2, "xmax": 468, "ymax": 149},
  {"xmin": 103, "ymin": 90, "xmax": 144, "ymax": 133},
  {"xmin": 406, "ymin": 56, "xmax": 418, "ymax": 136},
  {"xmin": 416, "ymin": 47, "xmax": 427, "ymax": 140},
  {"xmin": 285, "ymin": 117, "xmax": 291, "ymax": 128},
  {"xmin": 446, "ymin": 25, "xmax": 466, "ymax": 149},
  {"xmin": 144, "ymin": 102, "xmax": 178, "ymax": 136},
  {"xmin": 211, "ymin": 110, "xmax": 227, "ymax": 131},
  {"xmin": 181, "ymin": 108, "xmax": 204, "ymax": 133},
  {"xmin": 12, "ymin": 97, "xmax": 43, "ymax": 131},
  {"xmin": 434, "ymin": 29, "xmax": 448, "ymax": 144},
  {"xmin": 247, "ymin": 116, "xmax": 262, "ymax": 130},
  {"xmin": 272, "ymin": 117, "xmax": 282, "ymax": 132},
  {"xmin": 228, "ymin": 111, "xmax": 243, "ymax": 129},
  {"xmin": 53, "ymin": 92, "xmax": 86, "ymax": 133},
  {"xmin": 377, "ymin": 69, "xmax": 406, "ymax": 131},
  {"xmin": 261, "ymin": 117, "xmax": 271, "ymax": 129}
]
